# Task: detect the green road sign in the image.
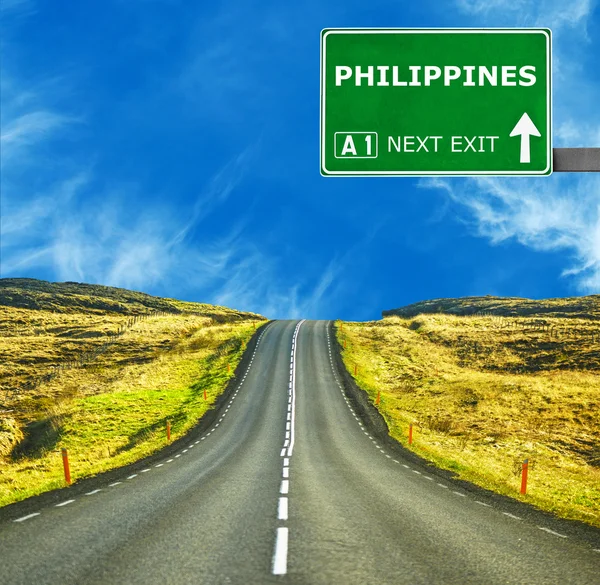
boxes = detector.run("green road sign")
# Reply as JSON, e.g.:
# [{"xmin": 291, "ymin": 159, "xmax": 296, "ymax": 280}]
[{"xmin": 320, "ymin": 29, "xmax": 552, "ymax": 176}]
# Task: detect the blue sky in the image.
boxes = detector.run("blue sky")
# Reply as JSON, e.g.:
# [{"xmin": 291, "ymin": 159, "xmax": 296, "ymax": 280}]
[{"xmin": 1, "ymin": 0, "xmax": 599, "ymax": 320}]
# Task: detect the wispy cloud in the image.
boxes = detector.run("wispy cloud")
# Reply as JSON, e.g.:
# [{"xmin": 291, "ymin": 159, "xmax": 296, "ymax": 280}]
[
  {"xmin": 0, "ymin": 0, "xmax": 35, "ymax": 17},
  {"xmin": 457, "ymin": 0, "xmax": 594, "ymax": 32},
  {"xmin": 2, "ymin": 148, "xmax": 254, "ymax": 287},
  {"xmin": 424, "ymin": 175, "xmax": 600, "ymax": 292},
  {"xmin": 169, "ymin": 146, "xmax": 256, "ymax": 248},
  {"xmin": 0, "ymin": 111, "xmax": 73, "ymax": 165},
  {"xmin": 212, "ymin": 252, "xmax": 340, "ymax": 319}
]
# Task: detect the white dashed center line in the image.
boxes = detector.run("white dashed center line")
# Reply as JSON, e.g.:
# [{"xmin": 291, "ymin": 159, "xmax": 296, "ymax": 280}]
[
  {"xmin": 278, "ymin": 497, "xmax": 288, "ymax": 520},
  {"xmin": 272, "ymin": 527, "xmax": 289, "ymax": 575},
  {"xmin": 271, "ymin": 319, "xmax": 304, "ymax": 577}
]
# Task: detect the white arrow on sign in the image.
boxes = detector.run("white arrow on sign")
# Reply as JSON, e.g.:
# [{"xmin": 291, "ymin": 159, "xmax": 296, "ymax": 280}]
[{"xmin": 509, "ymin": 112, "xmax": 541, "ymax": 164}]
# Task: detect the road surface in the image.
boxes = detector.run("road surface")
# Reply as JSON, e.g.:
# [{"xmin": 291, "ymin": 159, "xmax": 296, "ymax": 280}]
[{"xmin": 1, "ymin": 320, "xmax": 598, "ymax": 584}]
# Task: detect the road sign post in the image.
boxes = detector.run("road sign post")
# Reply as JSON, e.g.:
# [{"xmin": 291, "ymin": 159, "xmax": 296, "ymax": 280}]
[{"xmin": 321, "ymin": 28, "xmax": 552, "ymax": 176}]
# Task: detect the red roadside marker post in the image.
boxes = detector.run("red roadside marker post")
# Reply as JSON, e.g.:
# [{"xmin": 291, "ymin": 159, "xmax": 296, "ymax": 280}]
[
  {"xmin": 520, "ymin": 459, "xmax": 529, "ymax": 495},
  {"xmin": 61, "ymin": 448, "xmax": 71, "ymax": 485},
  {"xmin": 409, "ymin": 424, "xmax": 413, "ymax": 445},
  {"xmin": 203, "ymin": 388, "xmax": 207, "ymax": 401},
  {"xmin": 375, "ymin": 390, "xmax": 380, "ymax": 405}
]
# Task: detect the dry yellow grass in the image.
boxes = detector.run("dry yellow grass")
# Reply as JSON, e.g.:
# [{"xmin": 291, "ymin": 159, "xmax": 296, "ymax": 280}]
[
  {"xmin": 337, "ymin": 311, "xmax": 600, "ymax": 527},
  {"xmin": 0, "ymin": 279, "xmax": 266, "ymax": 506}
]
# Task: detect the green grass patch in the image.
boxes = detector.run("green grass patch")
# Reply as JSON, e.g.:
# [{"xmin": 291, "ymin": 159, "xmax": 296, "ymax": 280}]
[{"xmin": 0, "ymin": 320, "xmax": 263, "ymax": 507}]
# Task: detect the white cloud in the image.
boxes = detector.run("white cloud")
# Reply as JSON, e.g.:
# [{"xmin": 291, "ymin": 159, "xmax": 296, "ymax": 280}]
[
  {"xmin": 0, "ymin": 68, "xmax": 77, "ymax": 168},
  {"xmin": 457, "ymin": 0, "xmax": 593, "ymax": 32},
  {"xmin": 0, "ymin": 111, "xmax": 74, "ymax": 165},
  {"xmin": 424, "ymin": 175, "xmax": 600, "ymax": 291}
]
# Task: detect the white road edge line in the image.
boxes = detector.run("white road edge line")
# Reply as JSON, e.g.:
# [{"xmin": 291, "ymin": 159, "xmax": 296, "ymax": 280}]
[
  {"xmin": 55, "ymin": 499, "xmax": 75, "ymax": 507},
  {"xmin": 538, "ymin": 526, "xmax": 567, "ymax": 538},
  {"xmin": 14, "ymin": 513, "xmax": 40, "ymax": 523}
]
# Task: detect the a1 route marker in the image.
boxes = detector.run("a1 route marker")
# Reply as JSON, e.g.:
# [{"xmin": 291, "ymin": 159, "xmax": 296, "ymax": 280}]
[{"xmin": 320, "ymin": 28, "xmax": 552, "ymax": 176}]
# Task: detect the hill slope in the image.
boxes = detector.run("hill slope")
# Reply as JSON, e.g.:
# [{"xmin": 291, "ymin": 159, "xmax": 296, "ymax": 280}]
[
  {"xmin": 383, "ymin": 295, "xmax": 600, "ymax": 320},
  {"xmin": 0, "ymin": 279, "xmax": 266, "ymax": 506},
  {"xmin": 339, "ymin": 295, "xmax": 600, "ymax": 526},
  {"xmin": 0, "ymin": 278, "xmax": 251, "ymax": 318}
]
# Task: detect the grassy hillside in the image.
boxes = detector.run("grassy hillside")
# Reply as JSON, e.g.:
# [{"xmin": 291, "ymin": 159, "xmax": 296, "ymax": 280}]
[
  {"xmin": 383, "ymin": 294, "xmax": 600, "ymax": 320},
  {"xmin": 0, "ymin": 279, "xmax": 266, "ymax": 506},
  {"xmin": 338, "ymin": 296, "xmax": 600, "ymax": 527}
]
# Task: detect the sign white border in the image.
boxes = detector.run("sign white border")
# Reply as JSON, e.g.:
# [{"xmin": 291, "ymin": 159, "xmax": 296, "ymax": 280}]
[{"xmin": 320, "ymin": 28, "xmax": 552, "ymax": 177}]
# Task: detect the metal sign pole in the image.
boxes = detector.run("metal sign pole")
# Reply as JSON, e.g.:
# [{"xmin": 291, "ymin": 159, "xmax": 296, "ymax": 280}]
[{"xmin": 553, "ymin": 148, "xmax": 600, "ymax": 172}]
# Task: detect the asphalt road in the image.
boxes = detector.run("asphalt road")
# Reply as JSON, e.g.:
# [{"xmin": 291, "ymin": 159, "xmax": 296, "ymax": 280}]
[{"xmin": 1, "ymin": 320, "xmax": 598, "ymax": 584}]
